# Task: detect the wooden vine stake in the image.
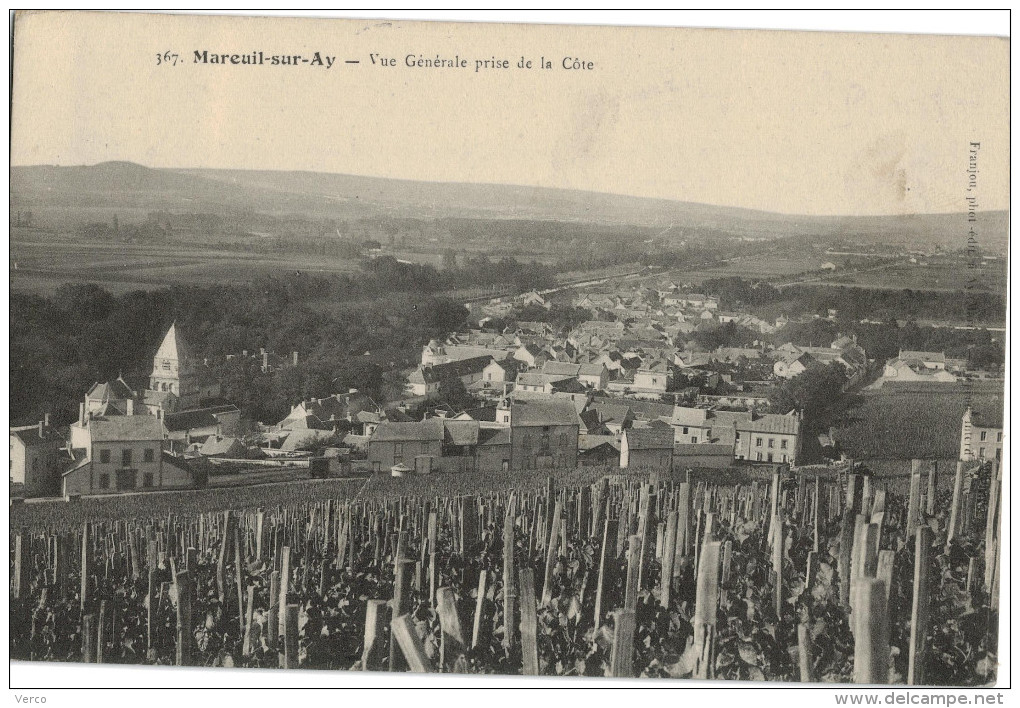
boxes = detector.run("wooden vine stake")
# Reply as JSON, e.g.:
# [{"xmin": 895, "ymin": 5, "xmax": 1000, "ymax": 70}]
[
  {"xmin": 541, "ymin": 499, "xmax": 562, "ymax": 606},
  {"xmin": 593, "ymin": 516, "xmax": 618, "ymax": 631},
  {"xmin": 609, "ymin": 608, "xmax": 636, "ymax": 678},
  {"xmin": 852, "ymin": 578, "xmax": 889, "ymax": 684},
  {"xmin": 946, "ymin": 461, "xmax": 965, "ymax": 549},
  {"xmin": 502, "ymin": 500, "xmax": 517, "ymax": 648},
  {"xmin": 436, "ymin": 587, "xmax": 467, "ymax": 671},
  {"xmin": 470, "ymin": 568, "xmax": 489, "ymax": 649},
  {"xmin": 282, "ymin": 604, "xmax": 299, "ymax": 669},
  {"xmin": 361, "ymin": 599, "xmax": 388, "ymax": 671},
  {"xmin": 798, "ymin": 623, "xmax": 813, "ymax": 683},
  {"xmin": 174, "ymin": 569, "xmax": 193, "ymax": 666},
  {"xmin": 906, "ymin": 460, "xmax": 922, "ymax": 540},
  {"xmin": 391, "ymin": 614, "xmax": 433, "ymax": 673},
  {"xmin": 692, "ymin": 540, "xmax": 721, "ymax": 680},
  {"xmin": 908, "ymin": 526, "xmax": 932, "ymax": 685},
  {"xmin": 519, "ymin": 568, "xmax": 540, "ymax": 676},
  {"xmin": 984, "ymin": 461, "xmax": 1002, "ymax": 592},
  {"xmin": 659, "ymin": 511, "xmax": 678, "ymax": 607}
]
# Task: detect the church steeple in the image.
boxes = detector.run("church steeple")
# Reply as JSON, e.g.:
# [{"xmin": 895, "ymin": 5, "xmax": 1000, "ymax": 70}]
[{"xmin": 149, "ymin": 322, "xmax": 196, "ymax": 402}]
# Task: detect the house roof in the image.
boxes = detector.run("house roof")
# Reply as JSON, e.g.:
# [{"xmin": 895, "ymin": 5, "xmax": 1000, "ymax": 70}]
[
  {"xmin": 578, "ymin": 408, "xmax": 604, "ymax": 433},
  {"xmin": 673, "ymin": 442, "xmax": 734, "ymax": 457},
  {"xmin": 578, "ymin": 434, "xmax": 620, "ymax": 452},
  {"xmin": 671, "ymin": 407, "xmax": 708, "ymax": 427},
  {"xmin": 543, "ymin": 361, "xmax": 582, "ymax": 377},
  {"xmin": 739, "ymin": 413, "xmax": 801, "ymax": 435},
  {"xmin": 10, "ymin": 425, "xmax": 65, "ymax": 446},
  {"xmin": 458, "ymin": 406, "xmax": 498, "ymax": 422},
  {"xmin": 371, "ymin": 418, "xmax": 445, "ymax": 443},
  {"xmin": 625, "ymin": 427, "xmax": 674, "ymax": 450},
  {"xmin": 510, "ymin": 399, "xmax": 580, "ymax": 428},
  {"xmin": 550, "ymin": 377, "xmax": 587, "ymax": 394},
  {"xmin": 87, "ymin": 376, "xmax": 135, "ymax": 402},
  {"xmin": 486, "ymin": 358, "xmax": 524, "ymax": 376},
  {"xmin": 88, "ymin": 416, "xmax": 166, "ymax": 443},
  {"xmin": 284, "ymin": 391, "xmax": 381, "ymax": 426},
  {"xmin": 200, "ymin": 436, "xmax": 244, "ymax": 456},
  {"xmin": 443, "ymin": 420, "xmax": 480, "ymax": 446},
  {"xmin": 478, "ymin": 427, "xmax": 511, "ymax": 447},
  {"xmin": 164, "ymin": 405, "xmax": 238, "ymax": 432},
  {"xmin": 517, "ymin": 372, "xmax": 551, "ymax": 387},
  {"xmin": 900, "ymin": 350, "xmax": 945, "ymax": 363},
  {"xmin": 589, "ymin": 401, "xmax": 633, "ymax": 424},
  {"xmin": 968, "ymin": 402, "xmax": 1004, "ymax": 429}
]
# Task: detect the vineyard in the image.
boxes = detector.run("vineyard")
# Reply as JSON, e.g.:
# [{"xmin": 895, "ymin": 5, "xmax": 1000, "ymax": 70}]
[{"xmin": 9, "ymin": 460, "xmax": 1001, "ymax": 684}]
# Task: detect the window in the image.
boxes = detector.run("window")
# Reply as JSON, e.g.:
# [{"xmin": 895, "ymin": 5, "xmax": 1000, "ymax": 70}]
[
  {"xmin": 997, "ymin": 432, "xmax": 1002, "ymax": 442},
  {"xmin": 99, "ymin": 449, "xmax": 110, "ymax": 464},
  {"xmin": 682, "ymin": 427, "xmax": 689, "ymax": 435},
  {"xmin": 781, "ymin": 440, "xmax": 788, "ymax": 450},
  {"xmin": 122, "ymin": 449, "xmax": 132, "ymax": 466},
  {"xmin": 767, "ymin": 453, "xmax": 774, "ymax": 462},
  {"xmin": 143, "ymin": 472, "xmax": 154, "ymax": 488},
  {"xmin": 996, "ymin": 448, "xmax": 1001, "ymax": 461},
  {"xmin": 144, "ymin": 448, "xmax": 155, "ymax": 463},
  {"xmin": 980, "ymin": 431, "xmax": 987, "ymax": 442},
  {"xmin": 756, "ymin": 437, "xmax": 763, "ymax": 447},
  {"xmin": 117, "ymin": 469, "xmax": 136, "ymax": 490},
  {"xmin": 979, "ymin": 447, "xmax": 986, "ymax": 459},
  {"xmin": 98, "ymin": 474, "xmax": 110, "ymax": 489},
  {"xmin": 735, "ymin": 432, "xmax": 740, "ymax": 441},
  {"xmin": 756, "ymin": 452, "xmax": 763, "ymax": 461},
  {"xmin": 162, "ymin": 360, "xmax": 171, "ymax": 371},
  {"xmin": 781, "ymin": 454, "xmax": 788, "ymax": 463},
  {"xmin": 691, "ymin": 436, "xmax": 698, "ymax": 444},
  {"xmin": 540, "ymin": 430, "xmax": 551, "ymax": 455},
  {"xmin": 393, "ymin": 443, "xmax": 403, "ymax": 462},
  {"xmin": 768, "ymin": 439, "xmax": 775, "ymax": 449}
]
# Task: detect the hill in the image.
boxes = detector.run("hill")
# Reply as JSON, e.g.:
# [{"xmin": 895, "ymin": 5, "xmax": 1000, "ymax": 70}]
[{"xmin": 10, "ymin": 162, "xmax": 1009, "ymax": 253}]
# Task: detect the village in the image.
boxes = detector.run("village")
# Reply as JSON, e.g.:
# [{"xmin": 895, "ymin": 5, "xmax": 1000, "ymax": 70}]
[{"xmin": 9, "ymin": 273, "xmax": 1003, "ymax": 501}]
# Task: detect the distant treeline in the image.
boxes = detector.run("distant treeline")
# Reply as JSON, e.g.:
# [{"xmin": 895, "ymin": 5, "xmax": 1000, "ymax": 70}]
[
  {"xmin": 11, "ymin": 263, "xmax": 477, "ymax": 426},
  {"xmin": 699, "ymin": 277, "xmax": 1006, "ymax": 326}
]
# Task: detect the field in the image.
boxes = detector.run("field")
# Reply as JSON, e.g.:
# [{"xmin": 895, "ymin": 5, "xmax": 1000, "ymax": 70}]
[
  {"xmin": 832, "ymin": 383, "xmax": 1004, "ymax": 461},
  {"xmin": 9, "ymin": 233, "xmax": 370, "ymax": 295},
  {"xmin": 778, "ymin": 259, "xmax": 1007, "ymax": 294},
  {"xmin": 661, "ymin": 252, "xmax": 835, "ymax": 286},
  {"xmin": 9, "ymin": 465, "xmax": 1001, "ymax": 684}
]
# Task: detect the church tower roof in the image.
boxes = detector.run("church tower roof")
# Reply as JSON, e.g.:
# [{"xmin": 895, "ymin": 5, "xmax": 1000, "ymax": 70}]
[{"xmin": 155, "ymin": 322, "xmax": 190, "ymax": 362}]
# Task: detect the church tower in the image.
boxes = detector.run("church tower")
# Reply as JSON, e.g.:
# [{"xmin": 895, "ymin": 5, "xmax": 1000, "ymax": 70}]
[{"xmin": 149, "ymin": 322, "xmax": 200, "ymax": 408}]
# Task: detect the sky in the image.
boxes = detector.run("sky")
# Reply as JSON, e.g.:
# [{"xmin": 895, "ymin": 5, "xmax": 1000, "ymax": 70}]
[{"xmin": 10, "ymin": 11, "xmax": 1010, "ymax": 216}]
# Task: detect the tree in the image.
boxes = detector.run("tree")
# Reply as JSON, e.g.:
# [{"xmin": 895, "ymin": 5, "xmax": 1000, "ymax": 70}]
[{"xmin": 771, "ymin": 362, "xmax": 848, "ymax": 424}]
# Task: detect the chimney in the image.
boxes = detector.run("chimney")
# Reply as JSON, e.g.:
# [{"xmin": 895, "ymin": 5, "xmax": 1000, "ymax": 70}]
[
  {"xmin": 292, "ymin": 351, "xmax": 299, "ymax": 366},
  {"xmin": 79, "ymin": 403, "xmax": 86, "ymax": 427},
  {"xmin": 262, "ymin": 351, "xmax": 269, "ymax": 370},
  {"xmin": 38, "ymin": 420, "xmax": 44, "ymax": 438},
  {"xmin": 44, "ymin": 413, "xmax": 50, "ymax": 428},
  {"xmin": 260, "ymin": 347, "xmax": 266, "ymax": 355},
  {"xmin": 243, "ymin": 349, "xmax": 248, "ymax": 357},
  {"xmin": 126, "ymin": 398, "xmax": 134, "ymax": 415}
]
